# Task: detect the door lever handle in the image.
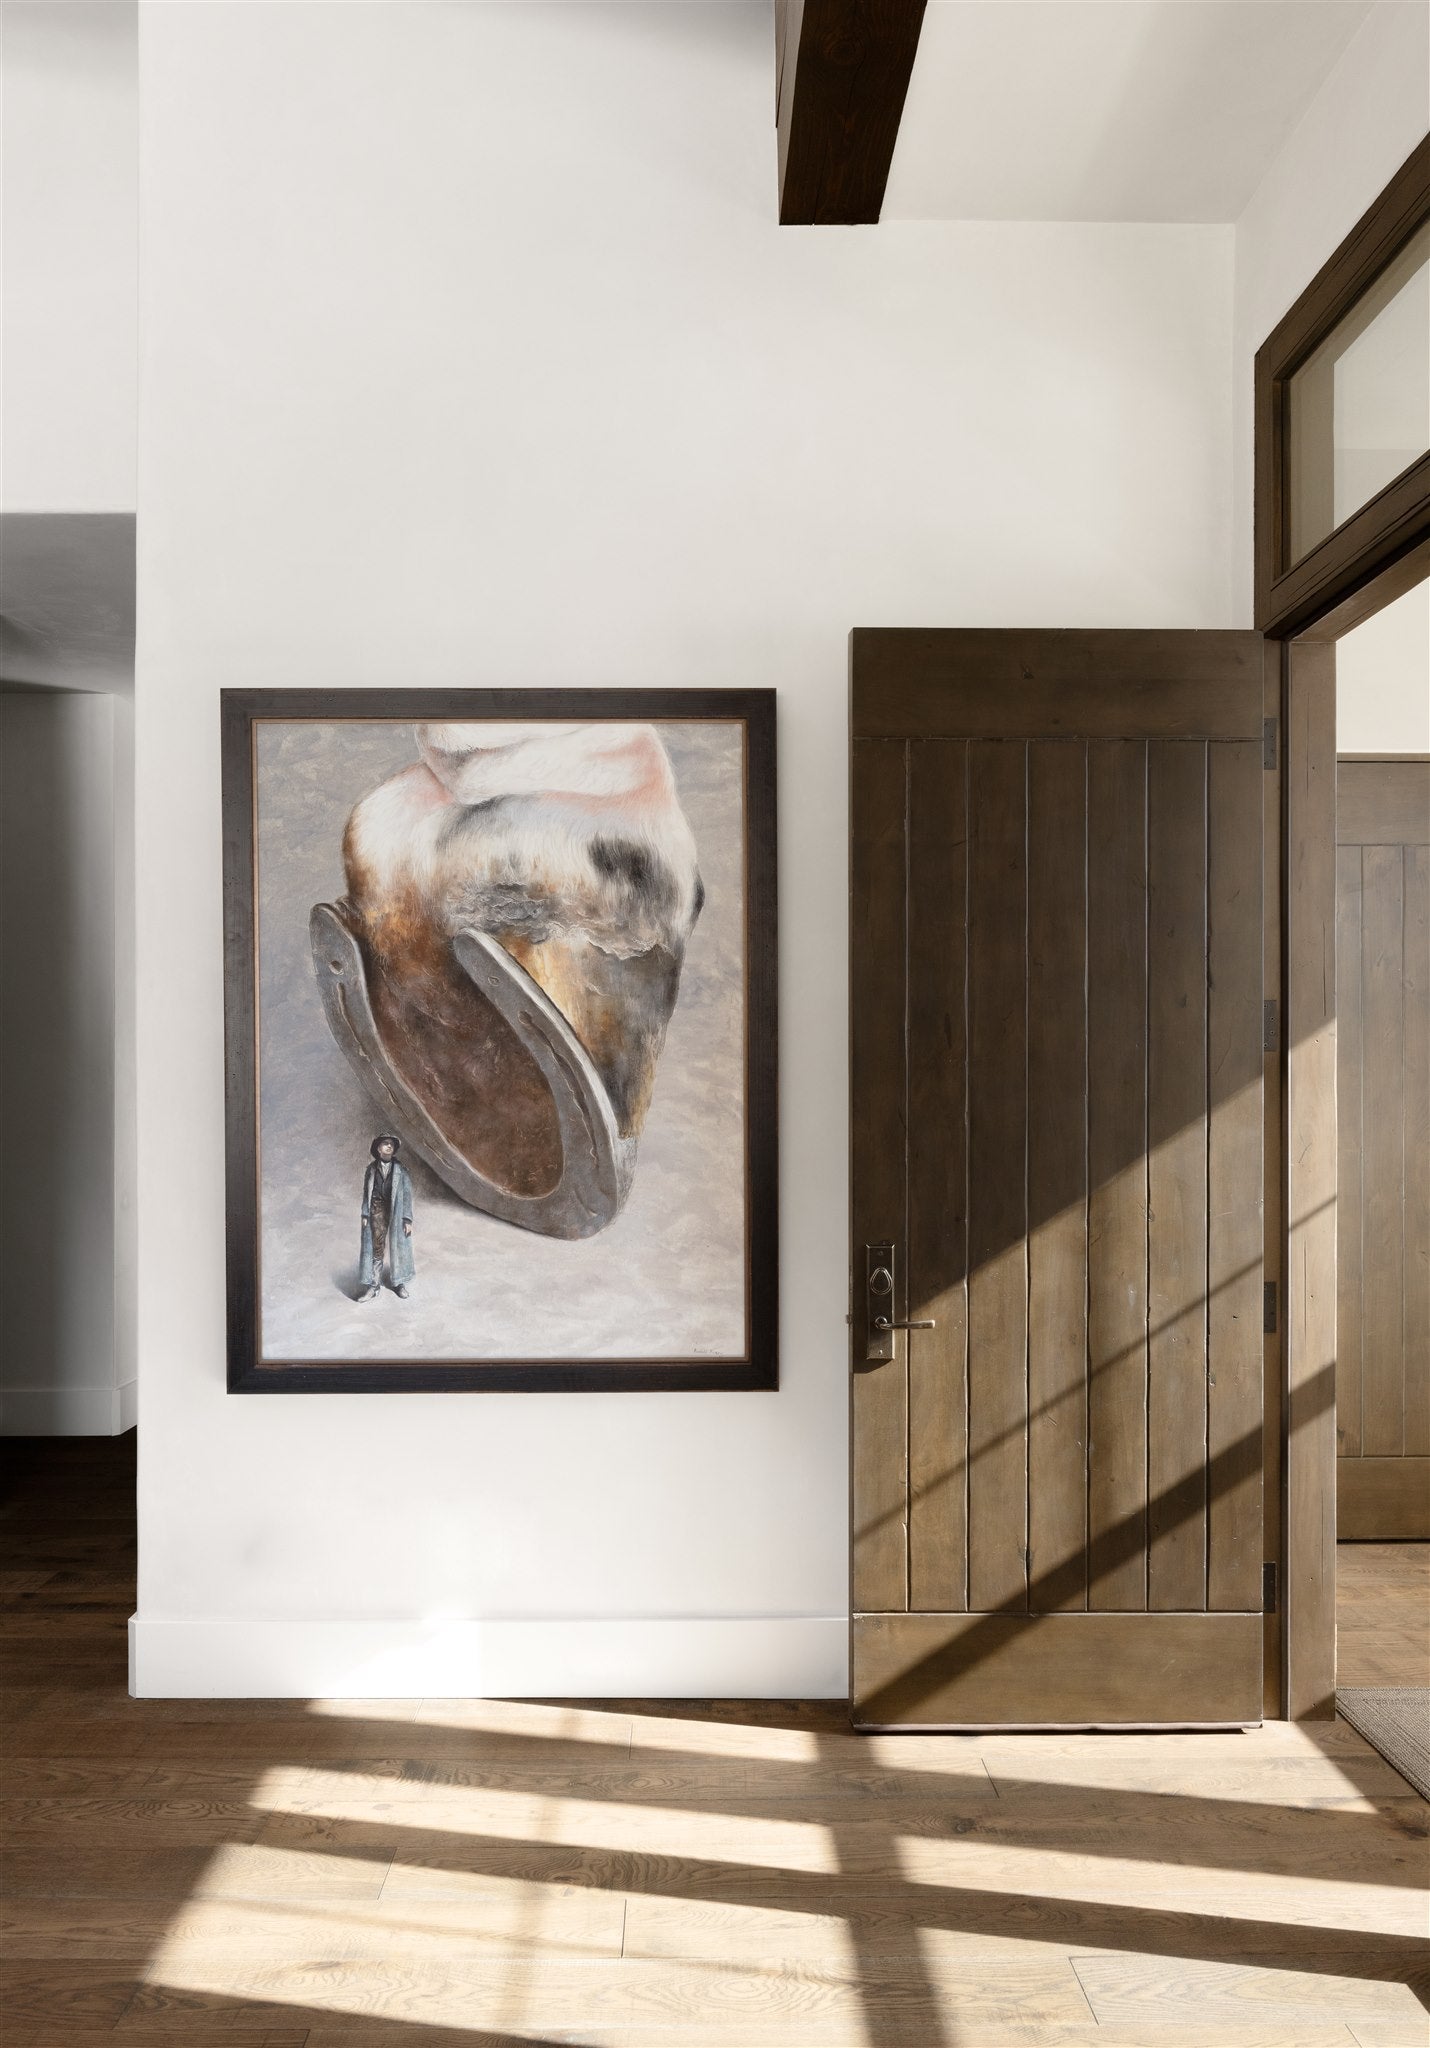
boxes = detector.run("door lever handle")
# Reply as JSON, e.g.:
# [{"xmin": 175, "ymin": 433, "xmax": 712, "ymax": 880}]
[{"xmin": 863, "ymin": 1242, "xmax": 936, "ymax": 1362}]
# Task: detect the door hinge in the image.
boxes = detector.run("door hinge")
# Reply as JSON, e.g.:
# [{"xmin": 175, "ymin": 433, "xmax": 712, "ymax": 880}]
[
  {"xmin": 1264, "ymin": 1281, "xmax": 1278, "ymax": 1335},
  {"xmin": 1263, "ymin": 717, "xmax": 1278, "ymax": 770},
  {"xmin": 1263, "ymin": 1561, "xmax": 1278, "ymax": 1614},
  {"xmin": 1263, "ymin": 998, "xmax": 1278, "ymax": 1054}
]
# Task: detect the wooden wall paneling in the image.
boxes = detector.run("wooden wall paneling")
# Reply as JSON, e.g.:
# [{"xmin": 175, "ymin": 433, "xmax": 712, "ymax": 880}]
[
  {"xmin": 1335, "ymin": 845, "xmax": 1364, "ymax": 1460},
  {"xmin": 907, "ymin": 741, "xmax": 969, "ymax": 1612},
  {"xmin": 1336, "ymin": 759, "xmax": 1430, "ymax": 843},
  {"xmin": 1146, "ymin": 741, "xmax": 1210, "ymax": 1612},
  {"xmin": 1207, "ymin": 740, "xmax": 1265, "ymax": 1613},
  {"xmin": 966, "ymin": 742, "xmax": 1029, "ymax": 1613},
  {"xmin": 851, "ymin": 738, "xmax": 909, "ymax": 1613},
  {"xmin": 1087, "ymin": 740, "xmax": 1150, "ymax": 1612},
  {"xmin": 1360, "ymin": 843, "xmax": 1406, "ymax": 1458},
  {"xmin": 1285, "ymin": 643, "xmax": 1337, "ymax": 1720},
  {"xmin": 1261, "ymin": 643, "xmax": 1284, "ymax": 1718},
  {"xmin": 1405, "ymin": 844, "xmax": 1430, "ymax": 1458},
  {"xmin": 1026, "ymin": 741, "xmax": 1090, "ymax": 1613},
  {"xmin": 1338, "ymin": 1456, "xmax": 1430, "ymax": 1539}
]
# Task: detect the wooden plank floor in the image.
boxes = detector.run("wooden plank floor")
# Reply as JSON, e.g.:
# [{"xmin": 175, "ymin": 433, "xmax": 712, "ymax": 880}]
[
  {"xmin": 3, "ymin": 1439, "xmax": 1428, "ymax": 2048},
  {"xmin": 1337, "ymin": 1543, "xmax": 1430, "ymax": 1688}
]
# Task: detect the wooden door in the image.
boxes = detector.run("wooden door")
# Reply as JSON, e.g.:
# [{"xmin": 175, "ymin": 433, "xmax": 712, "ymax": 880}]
[
  {"xmin": 1336, "ymin": 756, "xmax": 1430, "ymax": 1540},
  {"xmin": 851, "ymin": 630, "xmax": 1269, "ymax": 1727}
]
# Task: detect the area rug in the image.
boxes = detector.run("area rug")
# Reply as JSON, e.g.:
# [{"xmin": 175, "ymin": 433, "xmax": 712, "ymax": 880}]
[{"xmin": 1337, "ymin": 1688, "xmax": 1430, "ymax": 1800}]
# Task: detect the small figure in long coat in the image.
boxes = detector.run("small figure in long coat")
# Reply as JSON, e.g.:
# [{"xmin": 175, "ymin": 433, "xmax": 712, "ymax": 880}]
[{"xmin": 358, "ymin": 1134, "xmax": 414, "ymax": 1300}]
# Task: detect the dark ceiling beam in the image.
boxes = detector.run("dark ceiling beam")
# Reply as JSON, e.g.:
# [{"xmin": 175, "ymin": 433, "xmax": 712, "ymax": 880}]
[{"xmin": 776, "ymin": 0, "xmax": 927, "ymax": 226}]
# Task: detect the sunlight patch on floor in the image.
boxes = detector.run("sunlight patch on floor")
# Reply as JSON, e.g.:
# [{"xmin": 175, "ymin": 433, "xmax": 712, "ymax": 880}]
[
  {"xmin": 142, "ymin": 1887, "xmax": 630, "ymax": 1967},
  {"xmin": 890, "ymin": 1832, "xmax": 1426, "ymax": 1928},
  {"xmin": 412, "ymin": 1699, "xmax": 633, "ymax": 1745},
  {"xmin": 253, "ymin": 1770, "xmax": 845, "ymax": 1874}
]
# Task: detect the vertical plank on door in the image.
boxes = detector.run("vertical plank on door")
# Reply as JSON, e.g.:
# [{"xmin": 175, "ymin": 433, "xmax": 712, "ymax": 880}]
[
  {"xmin": 908, "ymin": 740, "xmax": 969, "ymax": 1612},
  {"xmin": 1208, "ymin": 739, "xmax": 1265, "ymax": 1614},
  {"xmin": 851, "ymin": 738, "xmax": 909, "ymax": 1614},
  {"xmin": 1335, "ymin": 846, "xmax": 1364, "ymax": 1461},
  {"xmin": 1361, "ymin": 843, "xmax": 1405, "ymax": 1459},
  {"xmin": 1404, "ymin": 845, "xmax": 1430, "ymax": 1459},
  {"xmin": 1147, "ymin": 741, "xmax": 1209, "ymax": 1612},
  {"xmin": 1027, "ymin": 740, "xmax": 1089, "ymax": 1612},
  {"xmin": 1087, "ymin": 740, "xmax": 1149, "ymax": 1613},
  {"xmin": 967, "ymin": 740, "xmax": 1029, "ymax": 1613}
]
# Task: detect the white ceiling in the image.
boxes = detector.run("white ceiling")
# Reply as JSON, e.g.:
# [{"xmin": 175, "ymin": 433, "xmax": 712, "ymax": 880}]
[{"xmin": 883, "ymin": 0, "xmax": 1381, "ymax": 222}]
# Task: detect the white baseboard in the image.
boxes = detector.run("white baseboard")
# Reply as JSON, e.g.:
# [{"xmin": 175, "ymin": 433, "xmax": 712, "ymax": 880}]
[
  {"xmin": 129, "ymin": 1614, "xmax": 848, "ymax": 1700},
  {"xmin": 117, "ymin": 1380, "xmax": 138, "ymax": 1433},
  {"xmin": 0, "ymin": 1385, "xmax": 127, "ymax": 1436}
]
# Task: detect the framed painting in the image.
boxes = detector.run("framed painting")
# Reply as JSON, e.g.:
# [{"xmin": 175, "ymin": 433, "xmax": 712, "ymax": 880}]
[{"xmin": 221, "ymin": 689, "xmax": 777, "ymax": 1392}]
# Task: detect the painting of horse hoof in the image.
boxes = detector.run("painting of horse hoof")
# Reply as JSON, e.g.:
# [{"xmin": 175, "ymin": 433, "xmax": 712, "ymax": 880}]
[{"xmin": 222, "ymin": 692, "xmax": 776, "ymax": 1390}]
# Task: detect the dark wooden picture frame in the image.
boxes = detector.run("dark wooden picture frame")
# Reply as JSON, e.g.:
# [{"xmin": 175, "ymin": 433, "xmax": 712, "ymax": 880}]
[
  {"xmin": 1255, "ymin": 132, "xmax": 1430, "ymax": 640},
  {"xmin": 222, "ymin": 689, "xmax": 778, "ymax": 1394}
]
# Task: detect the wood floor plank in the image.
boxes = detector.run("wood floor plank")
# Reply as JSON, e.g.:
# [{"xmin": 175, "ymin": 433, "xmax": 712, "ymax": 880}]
[
  {"xmin": 0, "ymin": 1571, "xmax": 59, "ymax": 1604},
  {"xmin": 1334, "ymin": 1630, "xmax": 1430, "ymax": 1687},
  {"xmin": 118, "ymin": 1953, "xmax": 1094, "ymax": 2035},
  {"xmin": 0, "ymin": 1758, "xmax": 165, "ymax": 1798},
  {"xmin": 0, "ymin": 1958, "xmax": 140, "ymax": 2031},
  {"xmin": 1027, "ymin": 739, "xmax": 1089, "ymax": 1613},
  {"xmin": 1, "ymin": 1887, "xmax": 627, "ymax": 1964},
  {"xmin": 1, "ymin": 2033, "xmax": 311, "ymax": 2048},
  {"xmin": 1336, "ymin": 1540, "xmax": 1430, "ymax": 1579},
  {"xmin": 1071, "ymin": 1954, "xmax": 1426, "ymax": 2027},
  {"xmin": 305, "ymin": 2030, "xmax": 1358, "ymax": 2048},
  {"xmin": 1, "ymin": 1798, "xmax": 267, "ymax": 1848},
  {"xmin": 977, "ymin": 1749, "xmax": 1412, "ymax": 1804}
]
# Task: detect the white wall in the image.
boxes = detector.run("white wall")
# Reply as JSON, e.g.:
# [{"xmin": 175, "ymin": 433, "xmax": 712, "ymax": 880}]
[
  {"xmin": 132, "ymin": 1, "xmax": 1236, "ymax": 1697},
  {"xmin": 1, "ymin": 1, "xmax": 138, "ymax": 512},
  {"xmin": 1337, "ymin": 577, "xmax": 1430, "ymax": 753},
  {"xmin": 1231, "ymin": 1, "xmax": 1430, "ymax": 622},
  {"xmin": 0, "ymin": 689, "xmax": 134, "ymax": 1433}
]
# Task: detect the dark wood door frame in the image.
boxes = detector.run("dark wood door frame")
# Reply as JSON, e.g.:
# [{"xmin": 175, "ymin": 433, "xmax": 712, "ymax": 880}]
[
  {"xmin": 1260, "ymin": 139, "xmax": 1430, "ymax": 1717},
  {"xmin": 1254, "ymin": 134, "xmax": 1430, "ymax": 641}
]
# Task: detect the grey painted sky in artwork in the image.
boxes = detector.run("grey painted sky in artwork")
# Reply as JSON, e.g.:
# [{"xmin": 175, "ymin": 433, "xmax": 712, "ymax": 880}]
[{"xmin": 255, "ymin": 719, "xmax": 747, "ymax": 1363}]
